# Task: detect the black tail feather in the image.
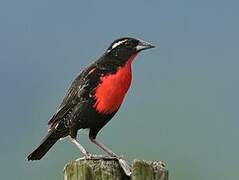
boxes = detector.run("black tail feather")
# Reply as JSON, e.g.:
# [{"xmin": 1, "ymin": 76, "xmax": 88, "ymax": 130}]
[{"xmin": 27, "ymin": 131, "xmax": 60, "ymax": 160}]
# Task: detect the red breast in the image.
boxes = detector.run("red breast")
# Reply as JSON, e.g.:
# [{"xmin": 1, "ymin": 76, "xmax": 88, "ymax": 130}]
[{"xmin": 93, "ymin": 54, "xmax": 137, "ymax": 114}]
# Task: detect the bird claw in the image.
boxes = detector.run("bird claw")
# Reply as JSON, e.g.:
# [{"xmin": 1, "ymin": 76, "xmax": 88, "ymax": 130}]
[
  {"xmin": 85, "ymin": 154, "xmax": 102, "ymax": 159},
  {"xmin": 85, "ymin": 152, "xmax": 93, "ymax": 159},
  {"xmin": 107, "ymin": 154, "xmax": 132, "ymax": 176},
  {"xmin": 117, "ymin": 158, "xmax": 132, "ymax": 176},
  {"xmin": 75, "ymin": 152, "xmax": 94, "ymax": 161},
  {"xmin": 75, "ymin": 154, "xmax": 132, "ymax": 176},
  {"xmin": 76, "ymin": 154, "xmax": 110, "ymax": 160}
]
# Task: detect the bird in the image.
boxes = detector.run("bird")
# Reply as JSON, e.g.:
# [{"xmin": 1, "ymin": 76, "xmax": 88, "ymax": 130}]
[{"xmin": 27, "ymin": 37, "xmax": 155, "ymax": 161}]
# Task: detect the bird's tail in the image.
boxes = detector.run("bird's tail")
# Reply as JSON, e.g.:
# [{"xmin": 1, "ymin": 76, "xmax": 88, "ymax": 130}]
[{"xmin": 27, "ymin": 130, "xmax": 60, "ymax": 160}]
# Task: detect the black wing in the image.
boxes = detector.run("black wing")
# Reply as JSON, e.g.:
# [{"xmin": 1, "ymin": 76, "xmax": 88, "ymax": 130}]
[
  {"xmin": 47, "ymin": 56, "xmax": 112, "ymax": 131},
  {"xmin": 47, "ymin": 67, "xmax": 92, "ymax": 130}
]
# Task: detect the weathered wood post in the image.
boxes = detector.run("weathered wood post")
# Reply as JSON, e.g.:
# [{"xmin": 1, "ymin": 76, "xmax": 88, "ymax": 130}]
[{"xmin": 64, "ymin": 157, "xmax": 168, "ymax": 180}]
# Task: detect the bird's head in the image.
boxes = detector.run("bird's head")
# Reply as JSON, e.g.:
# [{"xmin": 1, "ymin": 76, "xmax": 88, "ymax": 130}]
[{"xmin": 106, "ymin": 37, "xmax": 155, "ymax": 61}]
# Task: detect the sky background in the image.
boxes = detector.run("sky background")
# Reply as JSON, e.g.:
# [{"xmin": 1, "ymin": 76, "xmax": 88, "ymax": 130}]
[{"xmin": 0, "ymin": 0, "xmax": 238, "ymax": 179}]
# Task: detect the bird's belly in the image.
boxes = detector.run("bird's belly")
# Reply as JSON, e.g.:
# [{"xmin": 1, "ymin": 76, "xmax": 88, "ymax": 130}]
[{"xmin": 93, "ymin": 64, "xmax": 132, "ymax": 114}]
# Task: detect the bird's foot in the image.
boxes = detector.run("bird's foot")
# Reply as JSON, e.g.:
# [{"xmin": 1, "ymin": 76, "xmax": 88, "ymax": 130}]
[
  {"xmin": 109, "ymin": 152, "xmax": 121, "ymax": 158},
  {"xmin": 76, "ymin": 154, "xmax": 107, "ymax": 161},
  {"xmin": 85, "ymin": 154, "xmax": 106, "ymax": 159},
  {"xmin": 109, "ymin": 155, "xmax": 132, "ymax": 176},
  {"xmin": 75, "ymin": 151, "xmax": 93, "ymax": 161},
  {"xmin": 117, "ymin": 157, "xmax": 132, "ymax": 176},
  {"xmin": 84, "ymin": 152, "xmax": 92, "ymax": 159},
  {"xmin": 76, "ymin": 154, "xmax": 131, "ymax": 176}
]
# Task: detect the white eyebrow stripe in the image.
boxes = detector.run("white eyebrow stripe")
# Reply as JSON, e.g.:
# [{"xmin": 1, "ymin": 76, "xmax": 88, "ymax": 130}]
[{"xmin": 111, "ymin": 39, "xmax": 128, "ymax": 49}]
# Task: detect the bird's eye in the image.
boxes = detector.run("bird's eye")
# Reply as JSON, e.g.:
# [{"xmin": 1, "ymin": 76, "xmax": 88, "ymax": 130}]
[{"xmin": 125, "ymin": 42, "xmax": 132, "ymax": 48}]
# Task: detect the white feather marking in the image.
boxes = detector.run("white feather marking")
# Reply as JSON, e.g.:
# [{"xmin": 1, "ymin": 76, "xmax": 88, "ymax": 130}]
[{"xmin": 111, "ymin": 39, "xmax": 128, "ymax": 49}]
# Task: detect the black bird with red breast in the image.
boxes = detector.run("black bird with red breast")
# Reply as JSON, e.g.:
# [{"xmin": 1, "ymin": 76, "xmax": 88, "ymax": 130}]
[{"xmin": 27, "ymin": 37, "xmax": 155, "ymax": 161}]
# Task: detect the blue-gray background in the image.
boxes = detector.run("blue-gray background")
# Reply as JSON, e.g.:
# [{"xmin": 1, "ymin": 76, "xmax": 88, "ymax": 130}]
[{"xmin": 0, "ymin": 0, "xmax": 238, "ymax": 179}]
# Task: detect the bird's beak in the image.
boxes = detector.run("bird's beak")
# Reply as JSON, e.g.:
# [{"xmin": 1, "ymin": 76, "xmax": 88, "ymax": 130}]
[{"xmin": 136, "ymin": 40, "xmax": 155, "ymax": 52}]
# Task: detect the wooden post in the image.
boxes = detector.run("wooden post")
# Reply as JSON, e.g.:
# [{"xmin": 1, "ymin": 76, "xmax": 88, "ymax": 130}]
[{"xmin": 64, "ymin": 157, "xmax": 168, "ymax": 180}]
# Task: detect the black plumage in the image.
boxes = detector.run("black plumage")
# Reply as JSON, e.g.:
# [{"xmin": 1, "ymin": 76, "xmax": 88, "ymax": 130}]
[{"xmin": 27, "ymin": 37, "xmax": 154, "ymax": 160}]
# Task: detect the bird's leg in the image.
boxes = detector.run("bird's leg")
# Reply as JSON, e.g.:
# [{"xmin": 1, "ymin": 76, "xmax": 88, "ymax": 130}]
[
  {"xmin": 70, "ymin": 138, "xmax": 91, "ymax": 158},
  {"xmin": 90, "ymin": 138, "xmax": 132, "ymax": 176},
  {"xmin": 90, "ymin": 138, "xmax": 118, "ymax": 157}
]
